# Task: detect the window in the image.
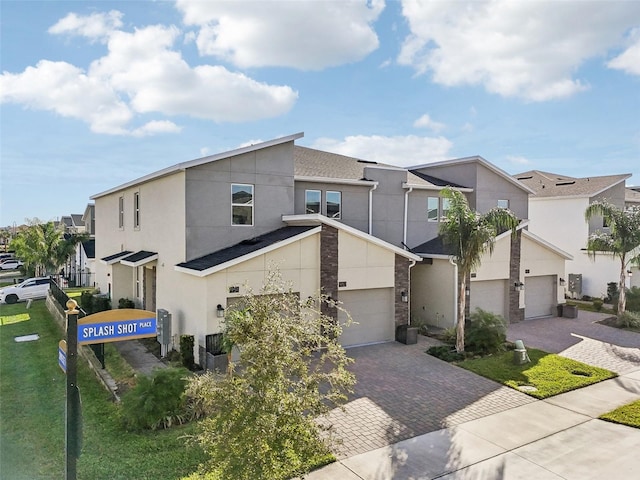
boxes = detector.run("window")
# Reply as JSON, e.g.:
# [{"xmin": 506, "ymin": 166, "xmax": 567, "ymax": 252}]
[
  {"xmin": 118, "ymin": 196, "xmax": 124, "ymax": 229},
  {"xmin": 427, "ymin": 197, "xmax": 439, "ymax": 222},
  {"xmin": 133, "ymin": 192, "xmax": 140, "ymax": 229},
  {"xmin": 441, "ymin": 197, "xmax": 451, "ymax": 220},
  {"xmin": 326, "ymin": 191, "xmax": 341, "ymax": 219},
  {"xmin": 305, "ymin": 190, "xmax": 321, "ymax": 214},
  {"xmin": 231, "ymin": 184, "xmax": 253, "ymax": 225},
  {"xmin": 497, "ymin": 199, "xmax": 509, "ymax": 209}
]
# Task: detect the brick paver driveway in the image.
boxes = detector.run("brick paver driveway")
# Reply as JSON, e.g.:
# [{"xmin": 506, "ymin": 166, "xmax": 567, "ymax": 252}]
[
  {"xmin": 507, "ymin": 311, "xmax": 640, "ymax": 374},
  {"xmin": 323, "ymin": 336, "xmax": 535, "ymax": 459}
]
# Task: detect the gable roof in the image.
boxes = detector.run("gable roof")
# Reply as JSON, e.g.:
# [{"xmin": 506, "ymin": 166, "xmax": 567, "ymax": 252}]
[
  {"xmin": 410, "ymin": 155, "xmax": 535, "ymax": 195},
  {"xmin": 92, "ymin": 132, "xmax": 304, "ymax": 199},
  {"xmin": 514, "ymin": 170, "xmax": 631, "ymax": 198},
  {"xmin": 626, "ymin": 187, "xmax": 640, "ymax": 205},
  {"xmin": 282, "ymin": 213, "xmax": 422, "ymax": 262},
  {"xmin": 294, "ymin": 146, "xmax": 397, "ymax": 184},
  {"xmin": 82, "ymin": 239, "xmax": 95, "ymax": 259},
  {"xmin": 70, "ymin": 214, "xmax": 84, "ymax": 227},
  {"xmin": 175, "ymin": 226, "xmax": 319, "ymax": 277}
]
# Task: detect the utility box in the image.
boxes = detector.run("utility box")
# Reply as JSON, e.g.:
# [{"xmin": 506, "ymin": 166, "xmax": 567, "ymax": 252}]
[
  {"xmin": 157, "ymin": 308, "xmax": 171, "ymax": 346},
  {"xmin": 568, "ymin": 274, "xmax": 582, "ymax": 297},
  {"xmin": 396, "ymin": 325, "xmax": 418, "ymax": 345},
  {"xmin": 513, "ymin": 339, "xmax": 530, "ymax": 365}
]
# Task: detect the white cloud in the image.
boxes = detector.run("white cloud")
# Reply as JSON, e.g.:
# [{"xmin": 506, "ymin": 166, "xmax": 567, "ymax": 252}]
[
  {"xmin": 1, "ymin": 12, "xmax": 298, "ymax": 135},
  {"xmin": 175, "ymin": 0, "xmax": 384, "ymax": 69},
  {"xmin": 398, "ymin": 0, "xmax": 640, "ymax": 101},
  {"xmin": 48, "ymin": 10, "xmax": 124, "ymax": 42},
  {"xmin": 311, "ymin": 134, "xmax": 453, "ymax": 167},
  {"xmin": 506, "ymin": 155, "xmax": 530, "ymax": 166},
  {"xmin": 414, "ymin": 113, "xmax": 445, "ymax": 132},
  {"xmin": 608, "ymin": 28, "xmax": 640, "ymax": 76}
]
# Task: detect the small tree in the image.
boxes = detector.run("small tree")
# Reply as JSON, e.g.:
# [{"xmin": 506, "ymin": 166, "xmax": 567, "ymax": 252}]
[
  {"xmin": 585, "ymin": 202, "xmax": 640, "ymax": 314},
  {"xmin": 439, "ymin": 187, "xmax": 519, "ymax": 353},
  {"xmin": 188, "ymin": 270, "xmax": 355, "ymax": 480}
]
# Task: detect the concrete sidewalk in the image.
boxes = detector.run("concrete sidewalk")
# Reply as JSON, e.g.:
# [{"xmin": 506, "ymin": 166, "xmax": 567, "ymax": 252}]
[{"xmin": 305, "ymin": 368, "xmax": 640, "ymax": 479}]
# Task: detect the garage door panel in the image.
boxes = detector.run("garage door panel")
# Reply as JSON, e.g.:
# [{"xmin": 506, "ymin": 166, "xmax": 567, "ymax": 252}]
[
  {"xmin": 470, "ymin": 280, "xmax": 507, "ymax": 319},
  {"xmin": 525, "ymin": 276, "xmax": 555, "ymax": 319},
  {"xmin": 338, "ymin": 288, "xmax": 394, "ymax": 347}
]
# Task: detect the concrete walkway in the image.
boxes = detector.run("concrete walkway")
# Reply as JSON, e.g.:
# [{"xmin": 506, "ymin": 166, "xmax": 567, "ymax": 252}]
[{"xmin": 306, "ymin": 312, "xmax": 640, "ymax": 479}]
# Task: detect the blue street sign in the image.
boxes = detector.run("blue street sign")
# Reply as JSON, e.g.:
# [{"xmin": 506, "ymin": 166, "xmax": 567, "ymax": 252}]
[
  {"xmin": 78, "ymin": 317, "xmax": 157, "ymax": 345},
  {"xmin": 59, "ymin": 340, "xmax": 67, "ymax": 373}
]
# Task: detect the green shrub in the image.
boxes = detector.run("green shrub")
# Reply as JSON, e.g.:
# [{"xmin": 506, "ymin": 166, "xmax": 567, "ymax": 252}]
[
  {"xmin": 626, "ymin": 286, "xmax": 640, "ymax": 313},
  {"xmin": 617, "ymin": 311, "xmax": 640, "ymax": 329},
  {"xmin": 606, "ymin": 282, "xmax": 618, "ymax": 303},
  {"xmin": 80, "ymin": 290, "xmax": 94, "ymax": 313},
  {"xmin": 118, "ymin": 298, "xmax": 135, "ymax": 309},
  {"xmin": 180, "ymin": 335, "xmax": 195, "ymax": 370},
  {"xmin": 592, "ymin": 299, "xmax": 604, "ymax": 311},
  {"xmin": 465, "ymin": 308, "xmax": 507, "ymax": 355},
  {"xmin": 80, "ymin": 291, "xmax": 111, "ymax": 314},
  {"xmin": 439, "ymin": 327, "xmax": 457, "ymax": 345},
  {"xmin": 94, "ymin": 295, "xmax": 111, "ymax": 312},
  {"xmin": 120, "ymin": 367, "xmax": 190, "ymax": 431},
  {"xmin": 426, "ymin": 345, "xmax": 465, "ymax": 362}
]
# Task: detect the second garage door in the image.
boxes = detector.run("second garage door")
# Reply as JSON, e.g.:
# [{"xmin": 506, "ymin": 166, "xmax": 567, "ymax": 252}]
[
  {"xmin": 338, "ymin": 288, "xmax": 395, "ymax": 347},
  {"xmin": 470, "ymin": 280, "xmax": 507, "ymax": 319},
  {"xmin": 525, "ymin": 275, "xmax": 555, "ymax": 319}
]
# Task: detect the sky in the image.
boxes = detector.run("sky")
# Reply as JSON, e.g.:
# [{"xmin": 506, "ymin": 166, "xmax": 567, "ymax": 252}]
[{"xmin": 1, "ymin": 0, "xmax": 639, "ymax": 227}]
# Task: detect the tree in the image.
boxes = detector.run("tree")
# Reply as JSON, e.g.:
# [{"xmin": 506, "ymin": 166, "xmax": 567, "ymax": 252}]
[
  {"xmin": 188, "ymin": 270, "xmax": 355, "ymax": 480},
  {"xmin": 584, "ymin": 202, "xmax": 640, "ymax": 314},
  {"xmin": 10, "ymin": 219, "xmax": 87, "ymax": 277},
  {"xmin": 439, "ymin": 187, "xmax": 519, "ymax": 353}
]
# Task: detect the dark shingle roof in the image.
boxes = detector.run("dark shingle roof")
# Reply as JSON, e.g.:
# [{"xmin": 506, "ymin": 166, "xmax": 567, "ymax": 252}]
[
  {"xmin": 101, "ymin": 250, "xmax": 133, "ymax": 262},
  {"xmin": 514, "ymin": 170, "xmax": 630, "ymax": 198},
  {"xmin": 71, "ymin": 214, "xmax": 85, "ymax": 227},
  {"xmin": 122, "ymin": 251, "xmax": 157, "ymax": 263},
  {"xmin": 177, "ymin": 226, "xmax": 317, "ymax": 272},
  {"xmin": 409, "ymin": 170, "xmax": 469, "ymax": 189},
  {"xmin": 82, "ymin": 239, "xmax": 95, "ymax": 259},
  {"xmin": 411, "ymin": 236, "xmax": 455, "ymax": 256}
]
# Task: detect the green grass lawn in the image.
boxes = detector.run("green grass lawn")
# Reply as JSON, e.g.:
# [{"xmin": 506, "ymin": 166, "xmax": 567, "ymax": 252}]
[
  {"xmin": 457, "ymin": 348, "xmax": 617, "ymax": 399},
  {"xmin": 0, "ymin": 300, "xmax": 207, "ymax": 480},
  {"xmin": 600, "ymin": 400, "xmax": 640, "ymax": 428}
]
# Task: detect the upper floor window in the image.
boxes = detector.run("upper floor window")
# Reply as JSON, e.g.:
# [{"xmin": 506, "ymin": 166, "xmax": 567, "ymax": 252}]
[
  {"xmin": 497, "ymin": 199, "xmax": 509, "ymax": 209},
  {"xmin": 427, "ymin": 197, "xmax": 439, "ymax": 222},
  {"xmin": 118, "ymin": 196, "xmax": 124, "ymax": 229},
  {"xmin": 326, "ymin": 191, "xmax": 341, "ymax": 219},
  {"xmin": 305, "ymin": 190, "xmax": 321, "ymax": 214},
  {"xmin": 231, "ymin": 184, "xmax": 254, "ymax": 225},
  {"xmin": 133, "ymin": 192, "xmax": 140, "ymax": 229},
  {"xmin": 441, "ymin": 197, "xmax": 451, "ymax": 220}
]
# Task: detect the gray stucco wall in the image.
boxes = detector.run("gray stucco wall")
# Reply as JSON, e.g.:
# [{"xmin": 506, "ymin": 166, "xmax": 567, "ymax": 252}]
[
  {"xmin": 588, "ymin": 183, "xmax": 627, "ymax": 235},
  {"xmin": 366, "ymin": 167, "xmax": 408, "ymax": 248},
  {"xmin": 294, "ymin": 181, "xmax": 370, "ymax": 234},
  {"xmin": 185, "ymin": 141, "xmax": 295, "ymax": 260}
]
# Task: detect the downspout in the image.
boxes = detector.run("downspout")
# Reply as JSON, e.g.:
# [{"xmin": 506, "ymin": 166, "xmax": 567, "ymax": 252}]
[
  {"xmin": 368, "ymin": 183, "xmax": 378, "ymax": 235},
  {"xmin": 403, "ymin": 187, "xmax": 413, "ymax": 247},
  {"xmin": 408, "ymin": 259, "xmax": 416, "ymax": 325},
  {"xmin": 449, "ymin": 257, "xmax": 458, "ymax": 326}
]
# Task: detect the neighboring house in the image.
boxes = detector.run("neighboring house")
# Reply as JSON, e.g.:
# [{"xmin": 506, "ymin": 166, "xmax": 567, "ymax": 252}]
[
  {"xmin": 92, "ymin": 133, "xmax": 421, "ymax": 367},
  {"xmin": 515, "ymin": 170, "xmax": 634, "ymax": 298}
]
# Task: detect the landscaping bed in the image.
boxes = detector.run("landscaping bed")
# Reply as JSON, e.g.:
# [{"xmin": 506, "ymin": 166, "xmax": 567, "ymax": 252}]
[{"xmin": 600, "ymin": 400, "xmax": 640, "ymax": 428}]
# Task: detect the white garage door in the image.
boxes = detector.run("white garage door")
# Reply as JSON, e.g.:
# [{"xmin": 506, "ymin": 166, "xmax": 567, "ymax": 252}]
[
  {"xmin": 525, "ymin": 276, "xmax": 555, "ymax": 319},
  {"xmin": 470, "ymin": 280, "xmax": 507, "ymax": 319},
  {"xmin": 338, "ymin": 288, "xmax": 395, "ymax": 347}
]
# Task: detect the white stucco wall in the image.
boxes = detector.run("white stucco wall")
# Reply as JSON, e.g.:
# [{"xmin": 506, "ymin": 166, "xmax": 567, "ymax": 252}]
[
  {"xmin": 338, "ymin": 230, "xmax": 396, "ymax": 290},
  {"xmin": 522, "ymin": 234, "xmax": 566, "ymax": 305},
  {"xmin": 472, "ymin": 234, "xmax": 511, "ymax": 281},
  {"xmin": 411, "ymin": 259, "xmax": 456, "ymax": 329}
]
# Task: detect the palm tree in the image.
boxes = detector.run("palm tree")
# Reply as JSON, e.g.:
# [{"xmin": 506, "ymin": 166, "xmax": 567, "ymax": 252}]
[
  {"xmin": 10, "ymin": 219, "xmax": 88, "ymax": 277},
  {"xmin": 439, "ymin": 187, "xmax": 519, "ymax": 353},
  {"xmin": 584, "ymin": 202, "xmax": 640, "ymax": 314}
]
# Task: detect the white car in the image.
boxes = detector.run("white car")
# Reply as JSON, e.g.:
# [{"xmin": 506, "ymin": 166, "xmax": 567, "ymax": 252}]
[
  {"xmin": 0, "ymin": 277, "xmax": 50, "ymax": 304},
  {"xmin": 0, "ymin": 259, "xmax": 23, "ymax": 270}
]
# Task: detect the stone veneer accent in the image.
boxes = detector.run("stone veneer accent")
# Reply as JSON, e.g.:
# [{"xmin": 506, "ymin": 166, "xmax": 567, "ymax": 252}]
[
  {"xmin": 395, "ymin": 254, "xmax": 411, "ymax": 327},
  {"xmin": 320, "ymin": 224, "xmax": 338, "ymax": 320},
  {"xmin": 509, "ymin": 229, "xmax": 525, "ymax": 323}
]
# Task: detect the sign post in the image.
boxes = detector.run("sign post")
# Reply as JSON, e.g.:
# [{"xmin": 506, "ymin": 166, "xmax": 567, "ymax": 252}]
[{"xmin": 65, "ymin": 299, "xmax": 81, "ymax": 480}]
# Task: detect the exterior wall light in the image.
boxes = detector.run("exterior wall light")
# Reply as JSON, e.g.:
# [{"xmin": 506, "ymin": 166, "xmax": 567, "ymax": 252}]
[
  {"xmin": 559, "ymin": 278, "xmax": 566, "ymax": 286},
  {"xmin": 216, "ymin": 304, "xmax": 225, "ymax": 318},
  {"xmin": 514, "ymin": 282, "xmax": 525, "ymax": 292},
  {"xmin": 401, "ymin": 290, "xmax": 408, "ymax": 303}
]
